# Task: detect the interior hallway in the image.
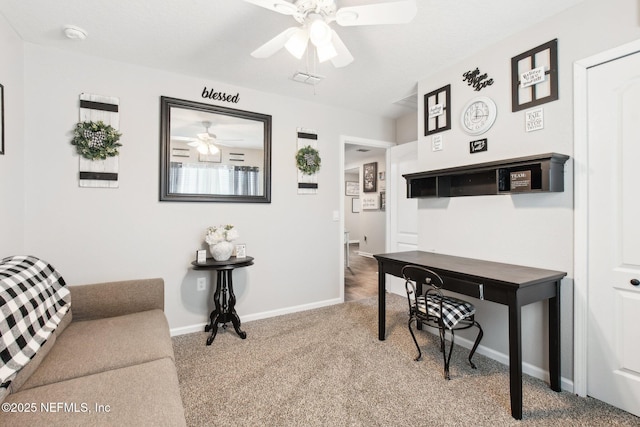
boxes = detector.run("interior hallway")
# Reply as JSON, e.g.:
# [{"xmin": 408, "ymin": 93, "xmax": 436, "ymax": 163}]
[{"xmin": 344, "ymin": 243, "xmax": 379, "ymax": 301}]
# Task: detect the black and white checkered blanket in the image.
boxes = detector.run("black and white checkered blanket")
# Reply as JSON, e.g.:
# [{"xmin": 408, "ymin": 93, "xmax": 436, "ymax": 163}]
[
  {"xmin": 416, "ymin": 294, "xmax": 475, "ymax": 329},
  {"xmin": 0, "ymin": 255, "xmax": 70, "ymax": 388}
]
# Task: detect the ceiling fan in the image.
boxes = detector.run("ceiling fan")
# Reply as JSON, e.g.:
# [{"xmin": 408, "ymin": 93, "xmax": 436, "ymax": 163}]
[
  {"xmin": 181, "ymin": 121, "xmax": 242, "ymax": 155},
  {"xmin": 245, "ymin": 0, "xmax": 417, "ymax": 68}
]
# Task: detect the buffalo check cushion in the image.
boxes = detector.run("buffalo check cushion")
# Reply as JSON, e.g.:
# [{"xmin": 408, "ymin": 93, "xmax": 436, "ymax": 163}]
[
  {"xmin": 416, "ymin": 294, "xmax": 475, "ymax": 329},
  {"xmin": 0, "ymin": 255, "xmax": 70, "ymax": 390}
]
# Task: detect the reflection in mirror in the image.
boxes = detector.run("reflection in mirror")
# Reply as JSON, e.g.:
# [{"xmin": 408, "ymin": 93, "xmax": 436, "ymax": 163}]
[{"xmin": 160, "ymin": 97, "xmax": 271, "ymax": 202}]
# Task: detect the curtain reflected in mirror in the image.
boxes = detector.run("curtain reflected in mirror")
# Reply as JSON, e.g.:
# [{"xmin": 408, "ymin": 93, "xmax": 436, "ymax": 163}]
[{"xmin": 160, "ymin": 97, "xmax": 271, "ymax": 202}]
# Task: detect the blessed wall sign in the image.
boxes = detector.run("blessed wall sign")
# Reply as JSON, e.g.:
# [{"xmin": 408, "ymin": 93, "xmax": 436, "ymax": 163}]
[{"xmin": 201, "ymin": 87, "xmax": 240, "ymax": 104}]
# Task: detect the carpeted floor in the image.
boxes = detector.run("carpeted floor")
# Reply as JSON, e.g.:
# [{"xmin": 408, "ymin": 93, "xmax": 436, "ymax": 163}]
[{"xmin": 172, "ymin": 293, "xmax": 639, "ymax": 426}]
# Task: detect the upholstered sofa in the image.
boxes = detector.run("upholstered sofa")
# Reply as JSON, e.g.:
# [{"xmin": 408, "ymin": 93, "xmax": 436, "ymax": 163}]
[{"xmin": 0, "ymin": 256, "xmax": 186, "ymax": 426}]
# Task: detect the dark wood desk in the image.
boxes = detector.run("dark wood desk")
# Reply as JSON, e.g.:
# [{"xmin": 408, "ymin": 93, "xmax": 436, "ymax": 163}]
[
  {"xmin": 373, "ymin": 251, "xmax": 566, "ymax": 420},
  {"xmin": 192, "ymin": 256, "xmax": 254, "ymax": 345}
]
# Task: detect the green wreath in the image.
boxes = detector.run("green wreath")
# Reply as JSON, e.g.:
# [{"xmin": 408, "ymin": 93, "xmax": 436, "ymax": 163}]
[
  {"xmin": 296, "ymin": 145, "xmax": 321, "ymax": 175},
  {"xmin": 71, "ymin": 121, "xmax": 122, "ymax": 160}
]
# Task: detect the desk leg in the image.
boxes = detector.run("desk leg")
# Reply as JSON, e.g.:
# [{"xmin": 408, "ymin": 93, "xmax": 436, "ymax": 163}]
[
  {"xmin": 378, "ymin": 262, "xmax": 386, "ymax": 341},
  {"xmin": 508, "ymin": 293, "xmax": 523, "ymax": 420},
  {"xmin": 549, "ymin": 280, "xmax": 561, "ymax": 392}
]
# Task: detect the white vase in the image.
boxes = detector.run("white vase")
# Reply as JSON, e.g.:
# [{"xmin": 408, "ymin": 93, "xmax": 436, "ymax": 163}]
[{"xmin": 209, "ymin": 241, "xmax": 234, "ymax": 261}]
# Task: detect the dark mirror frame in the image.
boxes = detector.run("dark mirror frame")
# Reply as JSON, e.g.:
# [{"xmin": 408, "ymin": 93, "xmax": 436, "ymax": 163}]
[{"xmin": 159, "ymin": 96, "xmax": 272, "ymax": 203}]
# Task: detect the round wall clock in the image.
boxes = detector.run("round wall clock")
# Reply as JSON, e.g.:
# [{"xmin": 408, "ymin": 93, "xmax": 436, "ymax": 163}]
[{"xmin": 460, "ymin": 96, "xmax": 497, "ymax": 135}]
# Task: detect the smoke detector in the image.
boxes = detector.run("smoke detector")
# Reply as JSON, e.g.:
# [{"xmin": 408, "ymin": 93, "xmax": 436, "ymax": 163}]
[{"xmin": 63, "ymin": 25, "xmax": 88, "ymax": 40}]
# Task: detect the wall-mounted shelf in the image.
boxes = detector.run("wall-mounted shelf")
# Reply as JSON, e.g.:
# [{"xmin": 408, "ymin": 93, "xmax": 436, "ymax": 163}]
[{"xmin": 403, "ymin": 153, "xmax": 569, "ymax": 198}]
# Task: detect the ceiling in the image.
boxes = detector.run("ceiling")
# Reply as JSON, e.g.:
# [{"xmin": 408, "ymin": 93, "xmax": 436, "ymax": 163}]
[{"xmin": 0, "ymin": 0, "xmax": 583, "ymax": 119}]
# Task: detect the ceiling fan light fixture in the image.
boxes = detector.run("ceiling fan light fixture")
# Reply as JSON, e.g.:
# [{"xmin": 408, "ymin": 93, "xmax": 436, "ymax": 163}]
[
  {"xmin": 309, "ymin": 18, "xmax": 332, "ymax": 47},
  {"xmin": 208, "ymin": 144, "xmax": 220, "ymax": 155},
  {"xmin": 284, "ymin": 28, "xmax": 309, "ymax": 59},
  {"xmin": 316, "ymin": 42, "xmax": 337, "ymax": 63},
  {"xmin": 197, "ymin": 144, "xmax": 209, "ymax": 155}
]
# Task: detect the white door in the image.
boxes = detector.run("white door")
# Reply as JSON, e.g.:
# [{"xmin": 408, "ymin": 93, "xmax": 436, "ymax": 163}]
[
  {"xmin": 587, "ymin": 51, "xmax": 640, "ymax": 416},
  {"xmin": 386, "ymin": 141, "xmax": 418, "ymax": 296}
]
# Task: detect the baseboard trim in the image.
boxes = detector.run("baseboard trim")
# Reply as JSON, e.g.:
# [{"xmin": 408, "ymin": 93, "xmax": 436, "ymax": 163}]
[
  {"xmin": 416, "ymin": 325, "xmax": 574, "ymax": 393},
  {"xmin": 170, "ymin": 297, "xmax": 343, "ymax": 337}
]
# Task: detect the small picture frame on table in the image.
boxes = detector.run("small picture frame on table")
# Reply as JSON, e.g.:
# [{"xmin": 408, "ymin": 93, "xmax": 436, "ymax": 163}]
[
  {"xmin": 196, "ymin": 249, "xmax": 207, "ymax": 264},
  {"xmin": 235, "ymin": 244, "xmax": 246, "ymax": 259}
]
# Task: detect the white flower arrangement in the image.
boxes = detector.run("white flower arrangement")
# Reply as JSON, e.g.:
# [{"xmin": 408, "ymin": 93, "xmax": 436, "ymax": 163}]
[{"xmin": 205, "ymin": 224, "xmax": 239, "ymax": 245}]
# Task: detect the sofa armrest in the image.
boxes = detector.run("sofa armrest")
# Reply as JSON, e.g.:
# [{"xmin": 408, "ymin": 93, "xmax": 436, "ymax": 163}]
[{"xmin": 69, "ymin": 278, "xmax": 164, "ymax": 322}]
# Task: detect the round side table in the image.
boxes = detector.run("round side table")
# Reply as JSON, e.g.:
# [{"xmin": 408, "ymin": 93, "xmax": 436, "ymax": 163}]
[{"xmin": 192, "ymin": 256, "xmax": 254, "ymax": 345}]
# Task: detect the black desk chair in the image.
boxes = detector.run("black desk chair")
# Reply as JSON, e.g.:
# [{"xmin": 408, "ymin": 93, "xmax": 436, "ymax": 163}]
[{"xmin": 402, "ymin": 265, "xmax": 483, "ymax": 380}]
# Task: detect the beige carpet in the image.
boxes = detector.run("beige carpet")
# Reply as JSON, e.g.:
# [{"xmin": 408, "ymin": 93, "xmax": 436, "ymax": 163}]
[{"xmin": 172, "ymin": 293, "xmax": 638, "ymax": 426}]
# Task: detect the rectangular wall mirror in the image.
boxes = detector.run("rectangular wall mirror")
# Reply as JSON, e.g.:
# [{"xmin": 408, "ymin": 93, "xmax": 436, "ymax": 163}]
[{"xmin": 160, "ymin": 96, "xmax": 271, "ymax": 202}]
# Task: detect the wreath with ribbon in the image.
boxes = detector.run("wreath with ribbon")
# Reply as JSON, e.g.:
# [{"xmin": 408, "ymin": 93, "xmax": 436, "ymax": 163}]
[
  {"xmin": 71, "ymin": 121, "xmax": 122, "ymax": 160},
  {"xmin": 296, "ymin": 145, "xmax": 321, "ymax": 175}
]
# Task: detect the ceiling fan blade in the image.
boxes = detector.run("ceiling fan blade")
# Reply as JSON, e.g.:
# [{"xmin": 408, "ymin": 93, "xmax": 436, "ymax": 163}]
[
  {"xmin": 335, "ymin": 0, "xmax": 417, "ymax": 26},
  {"xmin": 330, "ymin": 30, "xmax": 354, "ymax": 68},
  {"xmin": 251, "ymin": 27, "xmax": 298, "ymax": 58},
  {"xmin": 244, "ymin": 0, "xmax": 298, "ymax": 15}
]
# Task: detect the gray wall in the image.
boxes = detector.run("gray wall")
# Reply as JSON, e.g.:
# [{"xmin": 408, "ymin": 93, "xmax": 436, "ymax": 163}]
[
  {"xmin": 0, "ymin": 13, "xmax": 25, "ymax": 256},
  {"xmin": 415, "ymin": 0, "xmax": 640, "ymax": 384},
  {"xmin": 2, "ymin": 36, "xmax": 395, "ymax": 333}
]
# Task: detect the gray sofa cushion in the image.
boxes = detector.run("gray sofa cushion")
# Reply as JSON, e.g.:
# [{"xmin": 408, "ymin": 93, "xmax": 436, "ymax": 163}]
[
  {"xmin": 20, "ymin": 309, "xmax": 174, "ymax": 391},
  {"xmin": 0, "ymin": 358, "xmax": 186, "ymax": 427}
]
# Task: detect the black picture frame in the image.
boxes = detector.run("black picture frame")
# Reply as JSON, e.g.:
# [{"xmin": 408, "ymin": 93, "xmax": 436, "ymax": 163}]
[
  {"xmin": 363, "ymin": 162, "xmax": 377, "ymax": 193},
  {"xmin": 424, "ymin": 84, "xmax": 451, "ymax": 136},
  {"xmin": 0, "ymin": 83, "xmax": 4, "ymax": 155},
  {"xmin": 511, "ymin": 39, "xmax": 558, "ymax": 112}
]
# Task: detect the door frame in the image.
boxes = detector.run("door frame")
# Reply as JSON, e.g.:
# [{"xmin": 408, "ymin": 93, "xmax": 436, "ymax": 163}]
[
  {"xmin": 339, "ymin": 135, "xmax": 395, "ymax": 302},
  {"xmin": 573, "ymin": 38, "xmax": 640, "ymax": 397}
]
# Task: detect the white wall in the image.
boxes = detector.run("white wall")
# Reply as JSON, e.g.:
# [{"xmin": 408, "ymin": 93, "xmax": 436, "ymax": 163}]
[
  {"xmin": 0, "ymin": 15, "xmax": 25, "ymax": 256},
  {"xmin": 415, "ymin": 0, "xmax": 640, "ymax": 383},
  {"xmin": 17, "ymin": 43, "xmax": 394, "ymax": 332}
]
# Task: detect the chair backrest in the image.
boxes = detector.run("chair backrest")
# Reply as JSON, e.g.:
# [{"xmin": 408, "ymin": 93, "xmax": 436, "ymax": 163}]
[
  {"xmin": 402, "ymin": 265, "xmax": 444, "ymax": 290},
  {"xmin": 402, "ymin": 265, "xmax": 447, "ymax": 318}
]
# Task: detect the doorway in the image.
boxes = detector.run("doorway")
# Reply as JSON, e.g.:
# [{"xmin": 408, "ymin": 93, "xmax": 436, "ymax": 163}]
[{"xmin": 339, "ymin": 136, "xmax": 394, "ymax": 302}]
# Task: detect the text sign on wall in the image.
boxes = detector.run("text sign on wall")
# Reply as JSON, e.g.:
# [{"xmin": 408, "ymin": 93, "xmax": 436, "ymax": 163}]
[
  {"xmin": 525, "ymin": 107, "xmax": 544, "ymax": 132},
  {"xmin": 201, "ymin": 87, "xmax": 240, "ymax": 104},
  {"xmin": 510, "ymin": 170, "xmax": 532, "ymax": 192},
  {"xmin": 520, "ymin": 66, "xmax": 547, "ymax": 88}
]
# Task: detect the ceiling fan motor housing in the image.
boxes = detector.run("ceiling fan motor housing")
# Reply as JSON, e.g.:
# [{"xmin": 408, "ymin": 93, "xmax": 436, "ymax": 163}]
[{"xmin": 293, "ymin": 0, "xmax": 337, "ymax": 24}]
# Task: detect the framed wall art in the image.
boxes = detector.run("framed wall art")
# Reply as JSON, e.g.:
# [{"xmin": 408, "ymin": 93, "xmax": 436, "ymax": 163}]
[
  {"xmin": 363, "ymin": 162, "xmax": 377, "ymax": 193},
  {"xmin": 0, "ymin": 83, "xmax": 4, "ymax": 155},
  {"xmin": 511, "ymin": 39, "xmax": 558, "ymax": 112},
  {"xmin": 424, "ymin": 84, "xmax": 451, "ymax": 136},
  {"xmin": 345, "ymin": 181, "xmax": 359, "ymax": 196}
]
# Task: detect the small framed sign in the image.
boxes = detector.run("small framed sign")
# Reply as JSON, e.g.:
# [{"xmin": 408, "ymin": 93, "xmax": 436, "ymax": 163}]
[
  {"xmin": 432, "ymin": 134, "xmax": 443, "ymax": 152},
  {"xmin": 469, "ymin": 138, "xmax": 488, "ymax": 154},
  {"xmin": 424, "ymin": 84, "xmax": 451, "ymax": 136},
  {"xmin": 525, "ymin": 107, "xmax": 544, "ymax": 132},
  {"xmin": 196, "ymin": 249, "xmax": 207, "ymax": 264},
  {"xmin": 510, "ymin": 170, "xmax": 532, "ymax": 192},
  {"xmin": 235, "ymin": 244, "xmax": 246, "ymax": 258}
]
